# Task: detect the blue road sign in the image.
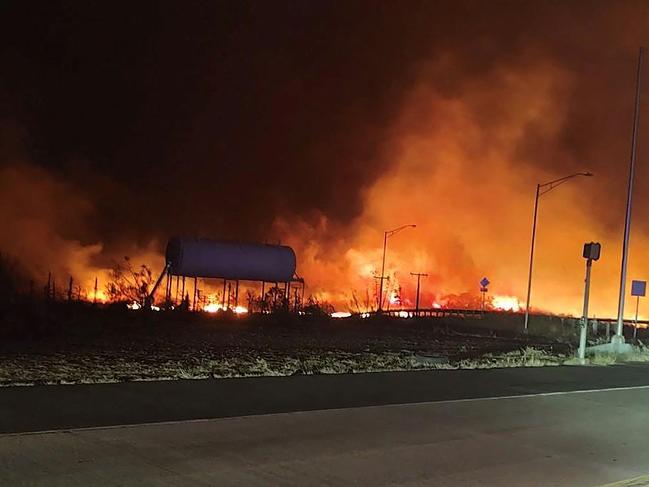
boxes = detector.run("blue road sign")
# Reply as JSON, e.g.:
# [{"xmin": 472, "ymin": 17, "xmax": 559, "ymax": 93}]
[
  {"xmin": 480, "ymin": 277, "xmax": 490, "ymax": 288},
  {"xmin": 631, "ymin": 280, "xmax": 646, "ymax": 297}
]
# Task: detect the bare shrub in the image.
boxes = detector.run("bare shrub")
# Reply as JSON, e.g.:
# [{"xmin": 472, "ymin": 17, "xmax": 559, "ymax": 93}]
[{"xmin": 105, "ymin": 257, "xmax": 153, "ymax": 305}]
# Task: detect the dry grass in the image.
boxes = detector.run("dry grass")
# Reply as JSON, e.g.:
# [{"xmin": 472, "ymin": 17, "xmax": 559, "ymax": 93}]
[
  {"xmin": 0, "ymin": 347, "xmax": 579, "ymax": 386},
  {"xmin": 454, "ymin": 347, "xmax": 566, "ymax": 369}
]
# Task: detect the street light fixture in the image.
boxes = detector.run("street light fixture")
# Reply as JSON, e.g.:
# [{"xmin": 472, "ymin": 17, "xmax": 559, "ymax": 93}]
[
  {"xmin": 523, "ymin": 172, "xmax": 593, "ymax": 331},
  {"xmin": 378, "ymin": 224, "xmax": 416, "ymax": 311}
]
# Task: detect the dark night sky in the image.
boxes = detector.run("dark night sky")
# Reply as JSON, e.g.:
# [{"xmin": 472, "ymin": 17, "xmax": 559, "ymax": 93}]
[
  {"xmin": 1, "ymin": 1, "xmax": 435, "ymax": 244},
  {"xmin": 1, "ymin": 1, "xmax": 649, "ymax": 270}
]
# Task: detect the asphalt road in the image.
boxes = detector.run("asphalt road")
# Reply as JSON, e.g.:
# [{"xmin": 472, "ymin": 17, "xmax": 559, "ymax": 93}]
[
  {"xmin": 3, "ymin": 366, "xmax": 649, "ymax": 486},
  {"xmin": 2, "ymin": 364, "xmax": 649, "ymax": 434}
]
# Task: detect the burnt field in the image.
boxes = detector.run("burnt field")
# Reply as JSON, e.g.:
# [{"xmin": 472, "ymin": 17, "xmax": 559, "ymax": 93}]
[{"xmin": 0, "ymin": 301, "xmax": 576, "ymax": 385}]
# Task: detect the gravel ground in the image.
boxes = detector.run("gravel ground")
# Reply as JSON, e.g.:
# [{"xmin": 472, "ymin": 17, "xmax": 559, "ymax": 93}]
[{"xmin": 0, "ymin": 307, "xmax": 574, "ymax": 385}]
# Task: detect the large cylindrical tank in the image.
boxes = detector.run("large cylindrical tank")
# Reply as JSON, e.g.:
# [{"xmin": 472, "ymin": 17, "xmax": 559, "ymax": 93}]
[{"xmin": 165, "ymin": 237, "xmax": 297, "ymax": 282}]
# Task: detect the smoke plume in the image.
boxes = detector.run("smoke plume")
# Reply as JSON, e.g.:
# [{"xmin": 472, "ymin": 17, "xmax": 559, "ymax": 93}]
[{"xmin": 2, "ymin": 1, "xmax": 649, "ymax": 315}]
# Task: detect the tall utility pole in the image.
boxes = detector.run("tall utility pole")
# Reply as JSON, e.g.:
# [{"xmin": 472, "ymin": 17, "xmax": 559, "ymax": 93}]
[
  {"xmin": 523, "ymin": 172, "xmax": 593, "ymax": 331},
  {"xmin": 410, "ymin": 272, "xmax": 428, "ymax": 316},
  {"xmin": 378, "ymin": 224, "xmax": 416, "ymax": 311},
  {"xmin": 615, "ymin": 47, "xmax": 644, "ymax": 344}
]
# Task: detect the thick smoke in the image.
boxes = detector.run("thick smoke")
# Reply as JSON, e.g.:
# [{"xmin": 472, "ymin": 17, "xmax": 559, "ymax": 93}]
[
  {"xmin": 276, "ymin": 60, "xmax": 586, "ymax": 310},
  {"xmin": 274, "ymin": 3, "xmax": 649, "ymax": 318},
  {"xmin": 2, "ymin": 2, "xmax": 649, "ymax": 315},
  {"xmin": 0, "ymin": 124, "xmax": 161, "ymax": 294},
  {"xmin": 0, "ymin": 162, "xmax": 98, "ymax": 280},
  {"xmin": 0, "ymin": 158, "xmax": 162, "ymax": 295}
]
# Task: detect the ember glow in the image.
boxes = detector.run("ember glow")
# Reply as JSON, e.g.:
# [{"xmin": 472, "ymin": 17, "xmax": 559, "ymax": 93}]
[{"xmin": 127, "ymin": 302, "xmax": 160, "ymax": 311}]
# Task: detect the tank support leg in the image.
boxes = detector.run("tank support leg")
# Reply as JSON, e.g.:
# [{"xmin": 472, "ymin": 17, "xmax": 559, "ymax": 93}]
[
  {"xmin": 145, "ymin": 262, "xmax": 171, "ymax": 308},
  {"xmin": 287, "ymin": 281, "xmax": 291, "ymax": 311},
  {"xmin": 285, "ymin": 282, "xmax": 290, "ymax": 311},
  {"xmin": 193, "ymin": 277, "xmax": 198, "ymax": 311},
  {"xmin": 165, "ymin": 272, "xmax": 171, "ymax": 303},
  {"xmin": 222, "ymin": 279, "xmax": 227, "ymax": 309}
]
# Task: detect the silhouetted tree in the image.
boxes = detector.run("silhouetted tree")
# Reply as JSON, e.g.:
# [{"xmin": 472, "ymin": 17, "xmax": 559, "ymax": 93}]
[
  {"xmin": 303, "ymin": 295, "xmax": 334, "ymax": 316},
  {"xmin": 106, "ymin": 257, "xmax": 153, "ymax": 305},
  {"xmin": 0, "ymin": 252, "xmax": 27, "ymax": 301},
  {"xmin": 264, "ymin": 285, "xmax": 288, "ymax": 313}
]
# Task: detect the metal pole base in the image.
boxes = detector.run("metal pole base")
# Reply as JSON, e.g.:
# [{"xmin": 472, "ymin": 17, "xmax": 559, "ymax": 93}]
[
  {"xmin": 587, "ymin": 334, "xmax": 634, "ymax": 356},
  {"xmin": 578, "ymin": 318, "xmax": 588, "ymax": 362}
]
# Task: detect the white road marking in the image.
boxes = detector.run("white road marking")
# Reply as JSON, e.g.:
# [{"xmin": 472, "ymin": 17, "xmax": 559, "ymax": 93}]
[
  {"xmin": 599, "ymin": 474, "xmax": 649, "ymax": 487},
  {"xmin": 4, "ymin": 383, "xmax": 649, "ymax": 438}
]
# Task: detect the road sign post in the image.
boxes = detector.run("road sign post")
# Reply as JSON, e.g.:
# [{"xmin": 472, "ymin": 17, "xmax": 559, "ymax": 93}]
[
  {"xmin": 578, "ymin": 242, "xmax": 601, "ymax": 362},
  {"xmin": 631, "ymin": 280, "xmax": 646, "ymax": 339},
  {"xmin": 480, "ymin": 277, "xmax": 490, "ymax": 311}
]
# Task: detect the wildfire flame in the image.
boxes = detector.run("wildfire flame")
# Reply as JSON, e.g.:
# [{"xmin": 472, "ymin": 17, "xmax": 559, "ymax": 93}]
[
  {"xmin": 90, "ymin": 289, "xmax": 108, "ymax": 303},
  {"xmin": 203, "ymin": 302, "xmax": 248, "ymax": 314},
  {"xmin": 492, "ymin": 295, "xmax": 520, "ymax": 312},
  {"xmin": 331, "ymin": 311, "xmax": 352, "ymax": 318}
]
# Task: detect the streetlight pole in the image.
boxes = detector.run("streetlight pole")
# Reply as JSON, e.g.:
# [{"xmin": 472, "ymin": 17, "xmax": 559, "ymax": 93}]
[
  {"xmin": 378, "ymin": 224, "xmax": 416, "ymax": 311},
  {"xmin": 524, "ymin": 184, "xmax": 541, "ymax": 332},
  {"xmin": 615, "ymin": 47, "xmax": 644, "ymax": 344},
  {"xmin": 379, "ymin": 232, "xmax": 389, "ymax": 310},
  {"xmin": 410, "ymin": 272, "xmax": 428, "ymax": 316},
  {"xmin": 523, "ymin": 172, "xmax": 593, "ymax": 331}
]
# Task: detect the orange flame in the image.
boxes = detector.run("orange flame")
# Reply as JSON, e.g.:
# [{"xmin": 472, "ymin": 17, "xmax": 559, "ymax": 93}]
[{"xmin": 492, "ymin": 295, "xmax": 521, "ymax": 312}]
